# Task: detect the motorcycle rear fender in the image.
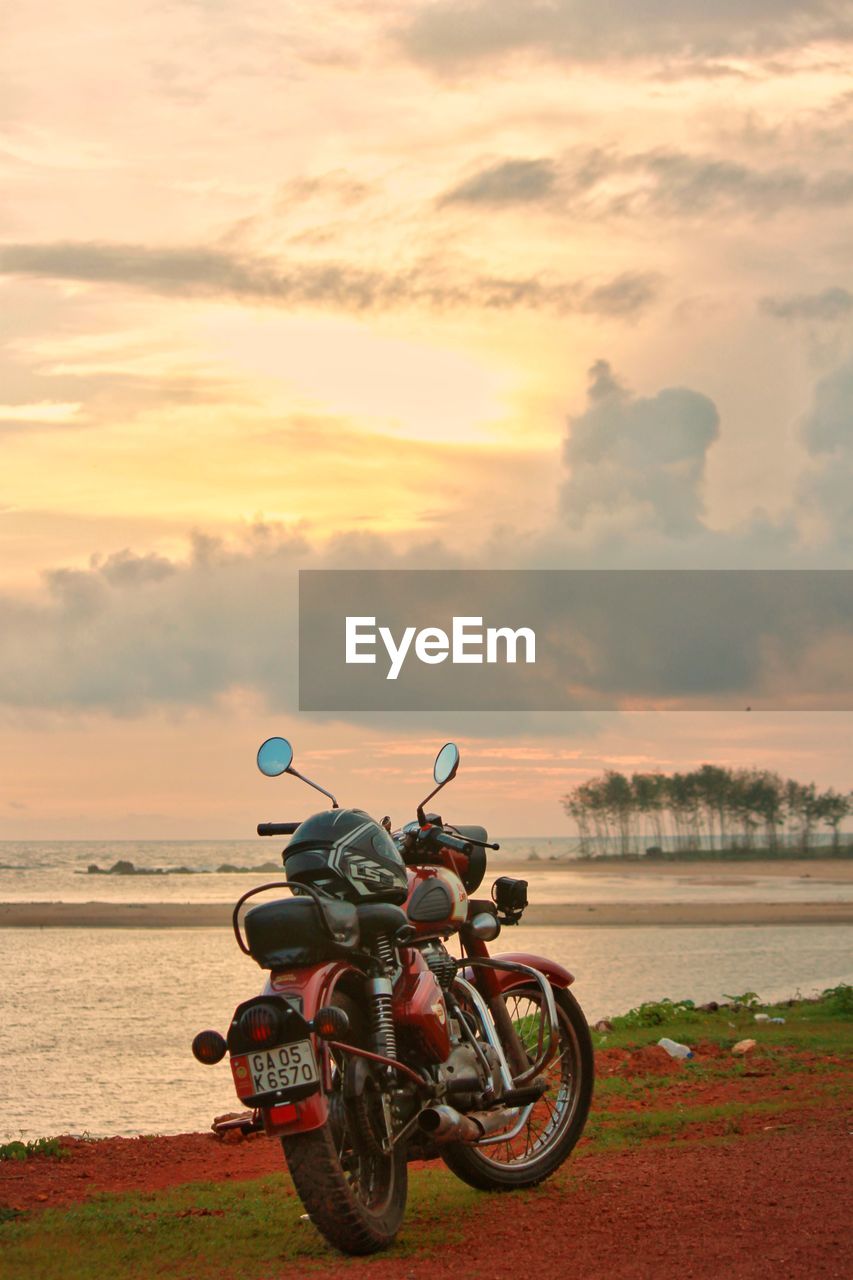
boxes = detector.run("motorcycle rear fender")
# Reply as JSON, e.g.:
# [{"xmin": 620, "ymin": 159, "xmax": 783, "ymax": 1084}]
[
  {"xmin": 470, "ymin": 951, "xmax": 575, "ymax": 992},
  {"xmin": 249, "ymin": 959, "xmax": 361, "ymax": 1137}
]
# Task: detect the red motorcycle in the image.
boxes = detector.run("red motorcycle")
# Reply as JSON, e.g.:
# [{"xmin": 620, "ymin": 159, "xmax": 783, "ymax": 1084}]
[{"xmin": 192, "ymin": 739, "xmax": 593, "ymax": 1255}]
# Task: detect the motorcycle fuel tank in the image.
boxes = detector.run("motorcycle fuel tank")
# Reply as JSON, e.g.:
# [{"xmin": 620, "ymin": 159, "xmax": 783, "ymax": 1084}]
[{"xmin": 405, "ymin": 866, "xmax": 468, "ymax": 934}]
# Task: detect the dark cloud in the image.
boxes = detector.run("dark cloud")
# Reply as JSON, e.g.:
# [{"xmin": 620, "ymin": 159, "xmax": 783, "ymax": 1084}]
[
  {"xmin": 440, "ymin": 158, "xmax": 558, "ymax": 206},
  {"xmin": 638, "ymin": 151, "xmax": 853, "ymax": 216},
  {"xmin": 396, "ymin": 1, "xmax": 853, "ymax": 71},
  {"xmin": 560, "ymin": 360, "xmax": 720, "ymax": 536},
  {"xmin": 761, "ymin": 287, "xmax": 853, "ymax": 321},
  {"xmin": 2, "ymin": 352, "xmax": 852, "ymax": 718},
  {"xmin": 1, "ymin": 527, "xmax": 845, "ymax": 717},
  {"xmin": 0, "ymin": 528, "xmax": 465, "ymax": 717},
  {"xmin": 0, "ymin": 241, "xmax": 659, "ymax": 319},
  {"xmin": 799, "ymin": 356, "xmax": 853, "ymax": 548},
  {"xmin": 439, "ymin": 148, "xmax": 853, "ymax": 219},
  {"xmin": 582, "ymin": 276, "xmax": 660, "ymax": 319}
]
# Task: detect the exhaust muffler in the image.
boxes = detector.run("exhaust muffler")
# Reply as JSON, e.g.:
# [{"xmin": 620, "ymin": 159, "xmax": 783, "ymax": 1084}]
[{"xmin": 417, "ymin": 1104, "xmax": 513, "ymax": 1144}]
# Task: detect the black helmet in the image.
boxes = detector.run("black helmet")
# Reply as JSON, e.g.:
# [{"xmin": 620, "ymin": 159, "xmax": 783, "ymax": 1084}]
[{"xmin": 284, "ymin": 808, "xmax": 408, "ymax": 905}]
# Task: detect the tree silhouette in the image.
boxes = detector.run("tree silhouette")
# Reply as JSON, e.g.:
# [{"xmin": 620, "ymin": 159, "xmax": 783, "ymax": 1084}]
[{"xmin": 561, "ymin": 766, "xmax": 852, "ymax": 857}]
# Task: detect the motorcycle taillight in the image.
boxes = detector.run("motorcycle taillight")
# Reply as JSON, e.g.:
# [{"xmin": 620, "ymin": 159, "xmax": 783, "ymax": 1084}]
[{"xmin": 240, "ymin": 1004, "xmax": 281, "ymax": 1045}]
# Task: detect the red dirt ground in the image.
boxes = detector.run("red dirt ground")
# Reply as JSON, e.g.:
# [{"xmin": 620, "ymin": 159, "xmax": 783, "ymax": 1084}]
[
  {"xmin": 373, "ymin": 1111, "xmax": 851, "ymax": 1280},
  {"xmin": 0, "ymin": 1129, "xmax": 284, "ymax": 1212},
  {"xmin": 2, "ymin": 1046, "xmax": 850, "ymax": 1279}
]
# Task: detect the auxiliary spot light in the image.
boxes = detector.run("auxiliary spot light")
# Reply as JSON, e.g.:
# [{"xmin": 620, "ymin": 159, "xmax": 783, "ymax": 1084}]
[{"xmin": 191, "ymin": 1030, "xmax": 227, "ymax": 1064}]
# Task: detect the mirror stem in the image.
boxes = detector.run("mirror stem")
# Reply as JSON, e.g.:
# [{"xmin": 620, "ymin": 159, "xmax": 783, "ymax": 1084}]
[
  {"xmin": 288, "ymin": 766, "xmax": 339, "ymax": 809},
  {"xmin": 416, "ymin": 777, "xmax": 447, "ymax": 826}
]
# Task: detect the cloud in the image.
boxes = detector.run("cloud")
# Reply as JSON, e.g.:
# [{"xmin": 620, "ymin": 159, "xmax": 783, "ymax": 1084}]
[
  {"xmin": 0, "ymin": 532, "xmax": 303, "ymax": 714},
  {"xmin": 0, "ymin": 401, "xmax": 81, "ymax": 425},
  {"xmin": 638, "ymin": 151, "xmax": 853, "ymax": 216},
  {"xmin": 1, "ymin": 524, "xmax": 848, "ymax": 718},
  {"xmin": 560, "ymin": 359, "xmax": 720, "ymax": 536},
  {"xmin": 0, "ymin": 355, "xmax": 849, "ymax": 717},
  {"xmin": 438, "ymin": 148, "xmax": 853, "ymax": 219},
  {"xmin": 0, "ymin": 241, "xmax": 660, "ymax": 319},
  {"xmin": 396, "ymin": 1, "xmax": 853, "ymax": 71},
  {"xmin": 799, "ymin": 355, "xmax": 853, "ymax": 547},
  {"xmin": 440, "ymin": 158, "xmax": 558, "ymax": 206},
  {"xmin": 0, "ymin": 351, "xmax": 250, "ymax": 436},
  {"xmin": 0, "ymin": 527, "xmax": 477, "ymax": 715},
  {"xmin": 761, "ymin": 287, "xmax": 853, "ymax": 321}
]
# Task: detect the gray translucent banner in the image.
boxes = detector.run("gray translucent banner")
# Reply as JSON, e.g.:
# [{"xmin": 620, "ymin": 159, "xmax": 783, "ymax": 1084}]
[{"xmin": 298, "ymin": 569, "xmax": 853, "ymax": 711}]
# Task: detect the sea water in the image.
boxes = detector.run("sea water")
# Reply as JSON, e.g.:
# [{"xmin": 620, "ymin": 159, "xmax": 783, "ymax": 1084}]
[{"xmin": 1, "ymin": 922, "xmax": 850, "ymax": 1141}]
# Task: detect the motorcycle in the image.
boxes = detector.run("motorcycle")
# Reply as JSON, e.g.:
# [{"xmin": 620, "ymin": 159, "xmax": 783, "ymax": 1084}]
[{"xmin": 192, "ymin": 738, "xmax": 593, "ymax": 1255}]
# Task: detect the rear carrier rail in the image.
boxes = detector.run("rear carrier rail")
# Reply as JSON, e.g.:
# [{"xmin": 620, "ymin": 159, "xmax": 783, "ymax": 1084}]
[{"xmin": 232, "ymin": 880, "xmax": 367, "ymax": 970}]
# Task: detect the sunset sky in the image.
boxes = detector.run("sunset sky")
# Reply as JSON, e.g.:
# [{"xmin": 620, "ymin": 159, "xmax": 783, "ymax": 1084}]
[{"xmin": 2, "ymin": 1, "xmax": 852, "ymax": 837}]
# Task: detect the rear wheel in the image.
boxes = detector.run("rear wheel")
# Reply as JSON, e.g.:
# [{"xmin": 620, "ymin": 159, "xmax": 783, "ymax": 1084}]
[
  {"xmin": 281, "ymin": 994, "xmax": 407, "ymax": 1254},
  {"xmin": 441, "ymin": 983, "xmax": 593, "ymax": 1191}
]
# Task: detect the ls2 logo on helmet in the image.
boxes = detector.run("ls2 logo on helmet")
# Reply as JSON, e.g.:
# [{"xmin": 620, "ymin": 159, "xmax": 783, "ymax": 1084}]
[{"xmin": 342, "ymin": 852, "xmax": 398, "ymax": 892}]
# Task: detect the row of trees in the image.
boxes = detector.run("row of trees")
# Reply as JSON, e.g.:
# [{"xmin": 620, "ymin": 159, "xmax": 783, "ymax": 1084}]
[{"xmin": 562, "ymin": 766, "xmax": 853, "ymax": 856}]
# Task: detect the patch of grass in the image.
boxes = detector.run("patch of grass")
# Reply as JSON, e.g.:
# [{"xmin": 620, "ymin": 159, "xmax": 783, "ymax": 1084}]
[
  {"xmin": 0, "ymin": 1164, "xmax": 483, "ymax": 1280},
  {"xmin": 594, "ymin": 989, "xmax": 853, "ymax": 1054},
  {"xmin": 594, "ymin": 1049, "xmax": 846, "ymax": 1105},
  {"xmin": 0, "ymin": 1137, "xmax": 67, "ymax": 1163},
  {"xmin": 581, "ymin": 1096, "xmax": 811, "ymax": 1152}
]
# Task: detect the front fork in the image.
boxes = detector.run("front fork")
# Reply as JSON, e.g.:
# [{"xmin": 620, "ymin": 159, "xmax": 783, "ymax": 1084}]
[{"xmin": 465, "ymin": 937, "xmax": 532, "ymax": 1079}]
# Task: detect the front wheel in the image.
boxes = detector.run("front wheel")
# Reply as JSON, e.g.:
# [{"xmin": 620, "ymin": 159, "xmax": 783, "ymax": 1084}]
[{"xmin": 441, "ymin": 983, "xmax": 593, "ymax": 1191}]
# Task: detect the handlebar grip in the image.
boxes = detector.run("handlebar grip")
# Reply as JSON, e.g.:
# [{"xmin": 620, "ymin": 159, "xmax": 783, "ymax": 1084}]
[
  {"xmin": 435, "ymin": 829, "xmax": 473, "ymax": 856},
  {"xmin": 257, "ymin": 822, "xmax": 300, "ymax": 837}
]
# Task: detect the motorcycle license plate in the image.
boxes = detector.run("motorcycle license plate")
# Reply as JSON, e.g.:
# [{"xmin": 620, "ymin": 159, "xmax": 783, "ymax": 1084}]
[{"xmin": 244, "ymin": 1039, "xmax": 319, "ymax": 1095}]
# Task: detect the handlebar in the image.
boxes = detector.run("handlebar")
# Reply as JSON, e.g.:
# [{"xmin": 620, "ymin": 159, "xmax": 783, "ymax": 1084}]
[
  {"xmin": 257, "ymin": 822, "xmax": 301, "ymax": 837},
  {"xmin": 420, "ymin": 825, "xmax": 472, "ymax": 856},
  {"xmin": 436, "ymin": 829, "xmax": 473, "ymax": 855}
]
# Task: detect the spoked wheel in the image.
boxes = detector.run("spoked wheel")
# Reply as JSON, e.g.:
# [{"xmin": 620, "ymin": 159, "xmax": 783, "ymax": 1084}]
[
  {"xmin": 281, "ymin": 997, "xmax": 407, "ymax": 1255},
  {"xmin": 441, "ymin": 982, "xmax": 593, "ymax": 1190}
]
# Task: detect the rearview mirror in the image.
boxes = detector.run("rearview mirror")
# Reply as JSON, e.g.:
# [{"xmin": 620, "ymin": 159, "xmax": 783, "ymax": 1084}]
[
  {"xmin": 418, "ymin": 741, "xmax": 460, "ymax": 824},
  {"xmin": 257, "ymin": 737, "xmax": 294, "ymax": 777},
  {"xmin": 255, "ymin": 737, "xmax": 339, "ymax": 807},
  {"xmin": 433, "ymin": 742, "xmax": 460, "ymax": 785}
]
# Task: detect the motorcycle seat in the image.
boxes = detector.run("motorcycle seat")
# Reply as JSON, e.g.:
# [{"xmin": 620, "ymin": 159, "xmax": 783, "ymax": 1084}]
[
  {"xmin": 244, "ymin": 895, "xmax": 360, "ymax": 968},
  {"xmin": 356, "ymin": 901, "xmax": 409, "ymax": 941}
]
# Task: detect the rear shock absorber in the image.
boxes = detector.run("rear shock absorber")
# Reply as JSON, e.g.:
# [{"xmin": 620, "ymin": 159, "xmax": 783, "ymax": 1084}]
[{"xmin": 368, "ymin": 932, "xmax": 398, "ymax": 1060}]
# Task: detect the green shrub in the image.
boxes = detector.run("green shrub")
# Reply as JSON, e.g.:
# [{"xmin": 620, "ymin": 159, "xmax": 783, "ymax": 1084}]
[
  {"xmin": 722, "ymin": 990, "xmax": 761, "ymax": 1009},
  {"xmin": 820, "ymin": 983, "xmax": 853, "ymax": 1016},
  {"xmin": 610, "ymin": 998, "xmax": 698, "ymax": 1029},
  {"xmin": 0, "ymin": 1136, "xmax": 67, "ymax": 1162}
]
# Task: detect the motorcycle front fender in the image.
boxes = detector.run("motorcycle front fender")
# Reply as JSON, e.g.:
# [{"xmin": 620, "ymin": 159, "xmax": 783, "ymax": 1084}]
[
  {"xmin": 473, "ymin": 951, "xmax": 575, "ymax": 991},
  {"xmin": 254, "ymin": 959, "xmax": 363, "ymax": 1137}
]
